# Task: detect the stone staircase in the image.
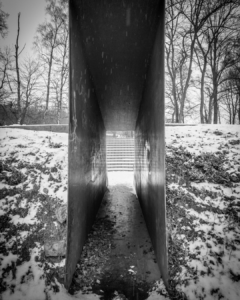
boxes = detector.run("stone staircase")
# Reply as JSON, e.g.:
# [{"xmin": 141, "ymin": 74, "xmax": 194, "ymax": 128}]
[{"xmin": 106, "ymin": 136, "xmax": 135, "ymax": 171}]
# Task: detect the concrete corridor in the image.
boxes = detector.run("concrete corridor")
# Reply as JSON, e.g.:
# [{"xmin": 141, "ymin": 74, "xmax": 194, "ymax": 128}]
[
  {"xmin": 88, "ymin": 172, "xmax": 160, "ymax": 299},
  {"xmin": 66, "ymin": 0, "xmax": 167, "ymax": 289}
]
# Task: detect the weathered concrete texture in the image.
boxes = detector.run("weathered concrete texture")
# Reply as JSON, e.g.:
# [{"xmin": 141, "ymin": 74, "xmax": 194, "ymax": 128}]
[
  {"xmin": 67, "ymin": 0, "xmax": 167, "ymax": 291},
  {"xmin": 134, "ymin": 0, "xmax": 168, "ymax": 287},
  {"xmin": 65, "ymin": 3, "xmax": 107, "ymax": 289},
  {"xmin": 1, "ymin": 124, "xmax": 68, "ymax": 133},
  {"xmin": 70, "ymin": 0, "xmax": 160, "ymax": 131}
]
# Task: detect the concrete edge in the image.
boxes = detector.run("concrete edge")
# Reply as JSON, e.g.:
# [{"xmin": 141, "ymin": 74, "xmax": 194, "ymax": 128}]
[
  {"xmin": 0, "ymin": 124, "xmax": 69, "ymax": 133},
  {"xmin": 1, "ymin": 123, "xmax": 199, "ymax": 133}
]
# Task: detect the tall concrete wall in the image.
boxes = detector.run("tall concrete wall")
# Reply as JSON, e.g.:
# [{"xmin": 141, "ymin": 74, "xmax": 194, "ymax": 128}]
[
  {"xmin": 134, "ymin": 0, "xmax": 168, "ymax": 286},
  {"xmin": 65, "ymin": 1, "xmax": 107, "ymax": 289},
  {"xmin": 66, "ymin": 0, "xmax": 167, "ymax": 290}
]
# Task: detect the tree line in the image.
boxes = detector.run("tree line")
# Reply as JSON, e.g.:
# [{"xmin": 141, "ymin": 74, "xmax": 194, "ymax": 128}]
[
  {"xmin": 0, "ymin": 0, "xmax": 68, "ymax": 125},
  {"xmin": 1, "ymin": 0, "xmax": 240, "ymax": 125},
  {"xmin": 165, "ymin": 0, "xmax": 240, "ymax": 124}
]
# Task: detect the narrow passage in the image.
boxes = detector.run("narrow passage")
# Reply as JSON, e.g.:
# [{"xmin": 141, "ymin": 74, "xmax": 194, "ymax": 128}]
[{"xmin": 87, "ymin": 172, "xmax": 160, "ymax": 299}]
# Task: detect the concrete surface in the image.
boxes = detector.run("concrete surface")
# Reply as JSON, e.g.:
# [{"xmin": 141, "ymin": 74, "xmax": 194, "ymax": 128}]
[
  {"xmin": 1, "ymin": 124, "xmax": 68, "ymax": 132},
  {"xmin": 70, "ymin": 0, "xmax": 161, "ymax": 131},
  {"xmin": 66, "ymin": 13, "xmax": 107, "ymax": 288},
  {"xmin": 134, "ymin": 0, "xmax": 168, "ymax": 286},
  {"xmin": 67, "ymin": 0, "xmax": 167, "ymax": 289}
]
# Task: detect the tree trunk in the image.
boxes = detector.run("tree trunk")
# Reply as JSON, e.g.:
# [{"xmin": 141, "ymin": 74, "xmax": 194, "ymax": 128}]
[
  {"xmin": 179, "ymin": 105, "xmax": 184, "ymax": 123},
  {"xmin": 58, "ymin": 90, "xmax": 62, "ymax": 124},
  {"xmin": 228, "ymin": 101, "xmax": 232, "ymax": 124},
  {"xmin": 211, "ymin": 37, "xmax": 218, "ymax": 124},
  {"xmin": 204, "ymin": 106, "xmax": 208, "ymax": 123},
  {"xmin": 20, "ymin": 88, "xmax": 30, "ymax": 125},
  {"xmin": 20, "ymin": 106, "xmax": 28, "ymax": 125},
  {"xmin": 45, "ymin": 54, "xmax": 53, "ymax": 112},
  {"xmin": 58, "ymin": 65, "xmax": 64, "ymax": 125},
  {"xmin": 178, "ymin": 32, "xmax": 195, "ymax": 124},
  {"xmin": 15, "ymin": 13, "xmax": 21, "ymax": 124},
  {"xmin": 208, "ymin": 95, "xmax": 213, "ymax": 124},
  {"xmin": 212, "ymin": 57, "xmax": 218, "ymax": 124},
  {"xmin": 45, "ymin": 31, "xmax": 59, "ymax": 116},
  {"xmin": 173, "ymin": 89, "xmax": 179, "ymax": 122},
  {"xmin": 170, "ymin": 66, "xmax": 179, "ymax": 122},
  {"xmin": 200, "ymin": 58, "xmax": 207, "ymax": 124},
  {"xmin": 218, "ymin": 106, "xmax": 221, "ymax": 124},
  {"xmin": 213, "ymin": 83, "xmax": 218, "ymax": 124},
  {"xmin": 57, "ymin": 101, "xmax": 60, "ymax": 124},
  {"xmin": 58, "ymin": 30, "xmax": 68, "ymax": 125},
  {"xmin": 238, "ymin": 95, "xmax": 240, "ymax": 124},
  {"xmin": 232, "ymin": 95, "xmax": 237, "ymax": 125}
]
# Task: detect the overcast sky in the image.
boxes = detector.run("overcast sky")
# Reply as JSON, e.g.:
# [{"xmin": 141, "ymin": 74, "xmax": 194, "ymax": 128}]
[{"xmin": 1, "ymin": 0, "xmax": 46, "ymax": 57}]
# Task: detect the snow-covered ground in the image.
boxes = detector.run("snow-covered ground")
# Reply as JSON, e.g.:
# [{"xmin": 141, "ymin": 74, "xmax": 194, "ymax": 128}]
[
  {"xmin": 0, "ymin": 129, "xmax": 69, "ymax": 300},
  {"xmin": 165, "ymin": 125, "xmax": 240, "ymax": 300},
  {"xmin": 0, "ymin": 124, "xmax": 240, "ymax": 300}
]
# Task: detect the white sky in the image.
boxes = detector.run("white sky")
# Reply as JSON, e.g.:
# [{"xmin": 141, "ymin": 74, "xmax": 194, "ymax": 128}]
[{"xmin": 1, "ymin": 0, "xmax": 46, "ymax": 58}]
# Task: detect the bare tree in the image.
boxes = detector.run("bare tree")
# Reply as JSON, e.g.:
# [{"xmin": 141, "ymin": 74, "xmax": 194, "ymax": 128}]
[
  {"xmin": 194, "ymin": 30, "xmax": 213, "ymax": 123},
  {"xmin": 51, "ymin": 14, "xmax": 68, "ymax": 124},
  {"xmin": 0, "ymin": 47, "xmax": 13, "ymax": 102},
  {"xmin": 165, "ymin": 0, "xmax": 183, "ymax": 123},
  {"xmin": 14, "ymin": 13, "xmax": 22, "ymax": 123},
  {"xmin": 18, "ymin": 58, "xmax": 41, "ymax": 124},
  {"xmin": 222, "ymin": 80, "xmax": 239, "ymax": 124},
  {"xmin": 0, "ymin": 1, "xmax": 8, "ymax": 38},
  {"xmin": 0, "ymin": 2, "xmax": 12, "ymax": 118},
  {"xmin": 223, "ymin": 32, "xmax": 240, "ymax": 123},
  {"xmin": 194, "ymin": 2, "xmax": 239, "ymax": 123},
  {"xmin": 165, "ymin": 0, "xmax": 238, "ymax": 123},
  {"xmin": 206, "ymin": 4, "xmax": 239, "ymax": 123},
  {"xmin": 34, "ymin": 0, "xmax": 68, "ymax": 120}
]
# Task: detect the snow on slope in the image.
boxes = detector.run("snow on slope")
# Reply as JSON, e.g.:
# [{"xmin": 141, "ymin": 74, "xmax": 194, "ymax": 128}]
[
  {"xmin": 165, "ymin": 125, "xmax": 240, "ymax": 300},
  {"xmin": 0, "ymin": 125, "xmax": 240, "ymax": 300}
]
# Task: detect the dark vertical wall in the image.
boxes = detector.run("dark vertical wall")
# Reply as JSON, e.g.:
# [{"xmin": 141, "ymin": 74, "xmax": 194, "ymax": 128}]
[
  {"xmin": 71, "ymin": 0, "xmax": 160, "ymax": 131},
  {"xmin": 65, "ymin": 0, "xmax": 107, "ymax": 289},
  {"xmin": 135, "ymin": 0, "xmax": 168, "ymax": 287}
]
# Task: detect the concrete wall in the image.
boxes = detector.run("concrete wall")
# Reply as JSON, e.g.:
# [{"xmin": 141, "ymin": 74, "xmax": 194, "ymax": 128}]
[
  {"xmin": 1, "ymin": 124, "xmax": 68, "ymax": 133},
  {"xmin": 70, "ymin": 0, "xmax": 160, "ymax": 131},
  {"xmin": 65, "ymin": 1, "xmax": 107, "ymax": 289},
  {"xmin": 134, "ymin": 0, "xmax": 168, "ymax": 287}
]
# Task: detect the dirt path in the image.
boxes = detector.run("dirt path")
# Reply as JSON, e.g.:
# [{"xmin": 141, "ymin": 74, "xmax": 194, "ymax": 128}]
[{"xmin": 70, "ymin": 172, "xmax": 160, "ymax": 300}]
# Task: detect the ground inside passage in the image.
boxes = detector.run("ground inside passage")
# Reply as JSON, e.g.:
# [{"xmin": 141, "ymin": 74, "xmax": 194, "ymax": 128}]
[{"xmin": 71, "ymin": 171, "xmax": 161, "ymax": 300}]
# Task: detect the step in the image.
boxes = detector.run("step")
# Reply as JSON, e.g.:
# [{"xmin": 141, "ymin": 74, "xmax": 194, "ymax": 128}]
[
  {"xmin": 106, "ymin": 148, "xmax": 134, "ymax": 151},
  {"xmin": 106, "ymin": 158, "xmax": 134, "ymax": 160},
  {"xmin": 107, "ymin": 163, "xmax": 134, "ymax": 166},
  {"xmin": 107, "ymin": 154, "xmax": 134, "ymax": 156},
  {"xmin": 106, "ymin": 146, "xmax": 134, "ymax": 149},
  {"xmin": 107, "ymin": 168, "xmax": 134, "ymax": 170},
  {"xmin": 106, "ymin": 137, "xmax": 134, "ymax": 171}
]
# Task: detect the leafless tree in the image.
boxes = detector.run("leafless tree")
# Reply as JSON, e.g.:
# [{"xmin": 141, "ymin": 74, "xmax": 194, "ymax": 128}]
[
  {"xmin": 34, "ymin": 0, "xmax": 68, "ymax": 120},
  {"xmin": 165, "ymin": 0, "xmax": 238, "ymax": 123},
  {"xmin": 0, "ymin": 1, "xmax": 8, "ymax": 38},
  {"xmin": 207, "ymin": 4, "xmax": 239, "ymax": 123},
  {"xmin": 51, "ymin": 13, "xmax": 68, "ymax": 124},
  {"xmin": 221, "ymin": 80, "xmax": 239, "ymax": 124},
  {"xmin": 17, "ymin": 58, "xmax": 41, "ymax": 124},
  {"xmin": 194, "ymin": 2, "xmax": 239, "ymax": 123},
  {"xmin": 0, "ymin": 47, "xmax": 13, "ymax": 102},
  {"xmin": 165, "ymin": 0, "xmax": 184, "ymax": 123},
  {"xmin": 0, "ymin": 2, "xmax": 12, "ymax": 118},
  {"xmin": 14, "ymin": 13, "xmax": 23, "ymax": 123},
  {"xmin": 222, "ymin": 31, "xmax": 240, "ymax": 123}
]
